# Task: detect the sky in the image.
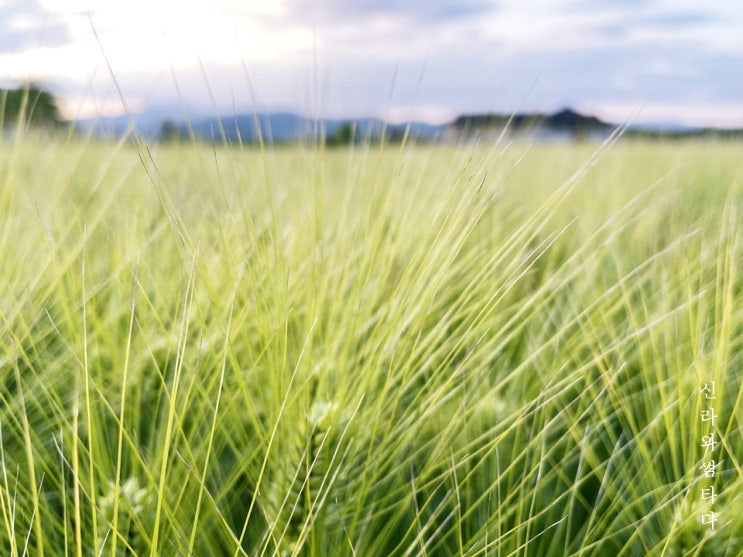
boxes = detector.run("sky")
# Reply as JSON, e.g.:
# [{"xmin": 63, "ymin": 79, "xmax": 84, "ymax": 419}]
[{"xmin": 1, "ymin": 0, "xmax": 742, "ymax": 127}]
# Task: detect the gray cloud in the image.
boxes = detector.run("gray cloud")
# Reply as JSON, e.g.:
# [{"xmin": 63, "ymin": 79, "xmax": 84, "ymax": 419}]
[
  {"xmin": 594, "ymin": 12, "xmax": 719, "ymax": 40},
  {"xmin": 646, "ymin": 12, "xmax": 719, "ymax": 28},
  {"xmin": 286, "ymin": 0, "xmax": 497, "ymax": 24},
  {"xmin": 148, "ymin": 4, "xmax": 743, "ymax": 124},
  {"xmin": 304, "ymin": 34, "xmax": 738, "ymax": 122},
  {"xmin": 558, "ymin": 0, "xmax": 720, "ymax": 37},
  {"xmin": 0, "ymin": 0, "xmax": 71, "ymax": 53}
]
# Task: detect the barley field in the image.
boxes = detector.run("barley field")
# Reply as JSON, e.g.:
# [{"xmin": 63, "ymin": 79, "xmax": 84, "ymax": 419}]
[{"xmin": 0, "ymin": 133, "xmax": 741, "ymax": 555}]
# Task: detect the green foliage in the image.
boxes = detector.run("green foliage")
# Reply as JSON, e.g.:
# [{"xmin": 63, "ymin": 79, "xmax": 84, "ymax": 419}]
[
  {"xmin": 157, "ymin": 120, "xmax": 188, "ymax": 143},
  {"xmin": 326, "ymin": 123, "xmax": 356, "ymax": 146},
  {"xmin": 0, "ymin": 83, "xmax": 63, "ymax": 131},
  {"xmin": 0, "ymin": 135, "xmax": 742, "ymax": 556}
]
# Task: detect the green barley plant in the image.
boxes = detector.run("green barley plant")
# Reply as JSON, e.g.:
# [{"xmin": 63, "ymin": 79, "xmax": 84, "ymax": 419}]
[{"xmin": 0, "ymin": 120, "xmax": 741, "ymax": 556}]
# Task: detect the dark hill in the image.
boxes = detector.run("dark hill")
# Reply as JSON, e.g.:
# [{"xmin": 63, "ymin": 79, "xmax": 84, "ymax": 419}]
[
  {"xmin": 452, "ymin": 108, "xmax": 611, "ymax": 134},
  {"xmin": 544, "ymin": 108, "xmax": 611, "ymax": 132}
]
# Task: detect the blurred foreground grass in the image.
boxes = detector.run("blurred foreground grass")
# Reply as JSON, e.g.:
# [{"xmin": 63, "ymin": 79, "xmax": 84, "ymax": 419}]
[{"xmin": 0, "ymin": 135, "xmax": 741, "ymax": 556}]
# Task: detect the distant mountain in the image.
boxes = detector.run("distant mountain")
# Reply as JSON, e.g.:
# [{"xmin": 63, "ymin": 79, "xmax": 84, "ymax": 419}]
[
  {"xmin": 184, "ymin": 112, "xmax": 304, "ymax": 143},
  {"xmin": 449, "ymin": 108, "xmax": 613, "ymax": 142},
  {"xmin": 72, "ymin": 106, "xmax": 743, "ymax": 144},
  {"xmin": 178, "ymin": 113, "xmax": 444, "ymax": 143},
  {"xmin": 74, "ymin": 105, "xmax": 209, "ymax": 139},
  {"xmin": 74, "ymin": 109, "xmax": 445, "ymax": 143},
  {"xmin": 450, "ymin": 108, "xmax": 743, "ymax": 141},
  {"xmin": 545, "ymin": 108, "xmax": 610, "ymax": 132}
]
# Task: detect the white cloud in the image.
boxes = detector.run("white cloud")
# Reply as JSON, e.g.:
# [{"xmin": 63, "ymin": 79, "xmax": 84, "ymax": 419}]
[{"xmin": 385, "ymin": 103, "xmax": 458, "ymax": 125}]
